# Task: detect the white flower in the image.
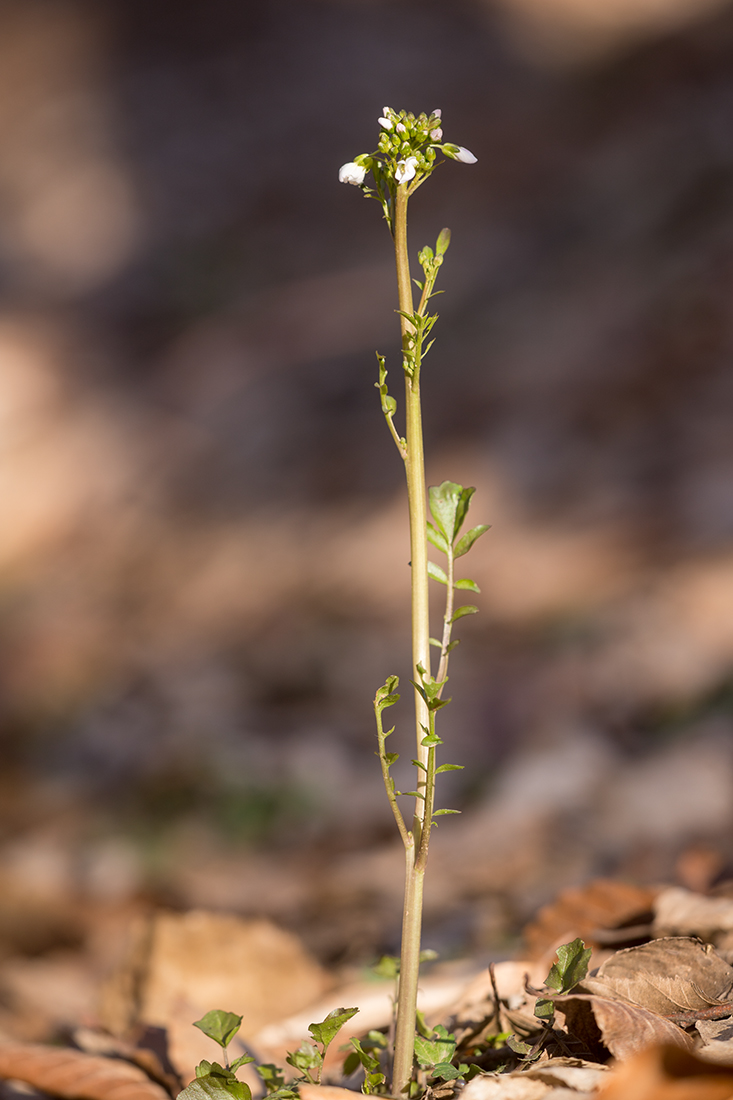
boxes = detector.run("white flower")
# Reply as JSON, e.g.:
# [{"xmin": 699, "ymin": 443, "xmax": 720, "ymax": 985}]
[
  {"xmin": 432, "ymin": 108, "xmax": 442, "ymax": 119},
  {"xmin": 396, "ymin": 122, "xmax": 406, "ymax": 133},
  {"xmin": 339, "ymin": 161, "xmax": 367, "ymax": 185},
  {"xmin": 430, "ymin": 128, "xmax": 443, "ymax": 140},
  {"xmin": 395, "ymin": 156, "xmax": 418, "ymax": 184},
  {"xmin": 454, "ymin": 145, "xmax": 477, "ymax": 164},
  {"xmin": 378, "ymin": 116, "xmax": 393, "ymax": 130},
  {"xmin": 383, "ymin": 106, "xmax": 392, "ymax": 116}
]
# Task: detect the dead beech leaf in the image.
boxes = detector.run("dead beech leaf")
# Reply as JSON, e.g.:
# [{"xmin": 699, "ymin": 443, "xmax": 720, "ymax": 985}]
[
  {"xmin": 461, "ymin": 1057, "xmax": 609, "ymax": 1098},
  {"xmin": 654, "ymin": 888, "xmax": 733, "ymax": 941},
  {"xmin": 554, "ymin": 993, "xmax": 692, "ymax": 1061},
  {"xmin": 299, "ymin": 1087, "xmax": 363, "ymax": 1100},
  {"xmin": 597, "ymin": 1042, "xmax": 733, "ymax": 1099},
  {"xmin": 523, "ymin": 879, "xmax": 657, "ymax": 959},
  {"xmin": 581, "ymin": 937, "xmax": 733, "ymax": 1015},
  {"xmin": 0, "ymin": 1038, "xmax": 171, "ymax": 1100}
]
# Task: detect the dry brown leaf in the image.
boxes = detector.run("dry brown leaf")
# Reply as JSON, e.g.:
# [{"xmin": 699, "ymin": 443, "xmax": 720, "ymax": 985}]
[
  {"xmin": 523, "ymin": 880, "xmax": 657, "ymax": 959},
  {"xmin": 0, "ymin": 1039, "xmax": 171, "ymax": 1100},
  {"xmin": 597, "ymin": 1042, "xmax": 733, "ymax": 1099},
  {"xmin": 460, "ymin": 1057, "xmax": 609, "ymax": 1098},
  {"xmin": 299, "ymin": 1087, "xmax": 361, "ymax": 1100},
  {"xmin": 654, "ymin": 888, "xmax": 733, "ymax": 941},
  {"xmin": 554, "ymin": 993, "xmax": 692, "ymax": 1061},
  {"xmin": 696, "ymin": 1019, "xmax": 733, "ymax": 1065},
  {"xmin": 580, "ymin": 937, "xmax": 733, "ymax": 1015}
]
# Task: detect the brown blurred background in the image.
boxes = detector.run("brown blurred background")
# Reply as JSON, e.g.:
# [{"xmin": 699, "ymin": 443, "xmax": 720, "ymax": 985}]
[{"xmin": 1, "ymin": 0, "xmax": 733, "ymax": 987}]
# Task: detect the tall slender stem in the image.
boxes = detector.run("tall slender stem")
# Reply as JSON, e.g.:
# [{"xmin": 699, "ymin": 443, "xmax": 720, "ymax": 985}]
[{"xmin": 391, "ymin": 181, "xmax": 431, "ymax": 1097}]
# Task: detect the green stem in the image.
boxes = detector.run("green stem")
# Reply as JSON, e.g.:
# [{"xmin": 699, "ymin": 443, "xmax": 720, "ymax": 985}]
[{"xmin": 391, "ymin": 181, "xmax": 432, "ymax": 1097}]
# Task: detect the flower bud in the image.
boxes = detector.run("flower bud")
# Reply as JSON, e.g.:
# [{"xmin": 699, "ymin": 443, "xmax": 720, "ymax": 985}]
[
  {"xmin": 432, "ymin": 108, "xmax": 442, "ymax": 118},
  {"xmin": 430, "ymin": 128, "xmax": 443, "ymax": 140},
  {"xmin": 338, "ymin": 161, "xmax": 367, "ymax": 185},
  {"xmin": 454, "ymin": 145, "xmax": 477, "ymax": 164},
  {"xmin": 378, "ymin": 116, "xmax": 393, "ymax": 130}
]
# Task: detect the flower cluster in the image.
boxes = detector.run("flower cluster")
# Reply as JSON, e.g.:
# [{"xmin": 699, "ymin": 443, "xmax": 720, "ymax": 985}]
[{"xmin": 338, "ymin": 107, "xmax": 477, "ymax": 199}]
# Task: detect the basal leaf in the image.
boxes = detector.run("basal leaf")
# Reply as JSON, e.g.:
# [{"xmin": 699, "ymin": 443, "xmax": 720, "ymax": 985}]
[
  {"xmin": 309, "ymin": 1006, "xmax": 359, "ymax": 1053},
  {"xmin": 178, "ymin": 1075, "xmax": 251, "ymax": 1100},
  {"xmin": 545, "ymin": 938, "xmax": 592, "ymax": 994},
  {"xmin": 193, "ymin": 1011, "xmax": 243, "ymax": 1050}
]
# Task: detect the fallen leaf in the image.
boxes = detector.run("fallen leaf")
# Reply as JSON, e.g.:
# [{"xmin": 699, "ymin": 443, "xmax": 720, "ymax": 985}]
[
  {"xmin": 0, "ymin": 1039, "xmax": 170, "ymax": 1100},
  {"xmin": 654, "ymin": 888, "xmax": 733, "ymax": 941},
  {"xmin": 697, "ymin": 1018, "xmax": 733, "ymax": 1065},
  {"xmin": 460, "ymin": 1057, "xmax": 609, "ymax": 1098},
  {"xmin": 554, "ymin": 993, "xmax": 693, "ymax": 1060},
  {"xmin": 597, "ymin": 1042, "xmax": 733, "ymax": 1099},
  {"xmin": 523, "ymin": 880, "xmax": 657, "ymax": 959},
  {"xmin": 580, "ymin": 937, "xmax": 733, "ymax": 1015}
]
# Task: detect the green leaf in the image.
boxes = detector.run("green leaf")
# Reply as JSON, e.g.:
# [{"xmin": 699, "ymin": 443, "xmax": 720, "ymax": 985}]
[
  {"xmin": 256, "ymin": 1065, "xmax": 285, "ymax": 1094},
  {"xmin": 428, "ymin": 481, "xmax": 464, "ymax": 542},
  {"xmin": 454, "ymin": 486, "xmax": 476, "ymax": 538},
  {"xmin": 435, "ymin": 764, "xmax": 464, "ymax": 773},
  {"xmin": 414, "ymin": 1026, "xmax": 456, "ymax": 1069},
  {"xmin": 426, "ymin": 522, "xmax": 449, "ymax": 555},
  {"xmin": 178, "ymin": 1076, "xmax": 251, "ymax": 1100},
  {"xmin": 411, "ymin": 759, "xmax": 427, "ymax": 772},
  {"xmin": 375, "ymin": 677, "xmax": 400, "ymax": 711},
  {"xmin": 433, "ymin": 808, "xmax": 460, "ymax": 816},
  {"xmin": 193, "ymin": 1011, "xmax": 243, "ymax": 1050},
  {"xmin": 285, "ymin": 1041, "xmax": 320, "ymax": 1074},
  {"xmin": 195, "ymin": 1062, "xmax": 213, "ymax": 1078},
  {"xmin": 427, "ymin": 561, "xmax": 448, "ymax": 585},
  {"xmin": 372, "ymin": 955, "xmax": 399, "ymax": 980},
  {"xmin": 454, "ymin": 524, "xmax": 490, "ymax": 559},
  {"xmin": 429, "ymin": 637, "xmax": 442, "ymax": 648},
  {"xmin": 455, "ymin": 578, "xmax": 480, "ymax": 592},
  {"xmin": 451, "ymin": 605, "xmax": 478, "ymax": 623},
  {"xmin": 398, "ymin": 790, "xmax": 425, "ymax": 800},
  {"xmin": 420, "ymin": 732, "xmax": 442, "ymax": 747},
  {"xmin": 534, "ymin": 998, "xmax": 555, "ymax": 1020},
  {"xmin": 229, "ymin": 1056, "xmax": 254, "ymax": 1073},
  {"xmin": 308, "ymin": 1006, "xmax": 359, "ymax": 1054},
  {"xmin": 436, "ymin": 228, "xmax": 451, "ymax": 256},
  {"xmin": 420, "ymin": 948, "xmax": 439, "ymax": 964},
  {"xmin": 446, "ymin": 639, "xmax": 460, "ymax": 652},
  {"xmin": 384, "ymin": 752, "xmax": 399, "ymax": 765},
  {"xmin": 544, "ymin": 938, "xmax": 591, "ymax": 994},
  {"xmin": 431, "ymin": 1063, "xmax": 461, "ymax": 1081}
]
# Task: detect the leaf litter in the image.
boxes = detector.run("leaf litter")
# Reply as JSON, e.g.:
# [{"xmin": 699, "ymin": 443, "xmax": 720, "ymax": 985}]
[{"xmin": 6, "ymin": 898, "xmax": 733, "ymax": 1099}]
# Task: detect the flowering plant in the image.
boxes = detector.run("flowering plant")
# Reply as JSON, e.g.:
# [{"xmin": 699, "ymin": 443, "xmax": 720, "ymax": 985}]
[{"xmin": 340, "ymin": 109, "xmax": 484, "ymax": 1096}]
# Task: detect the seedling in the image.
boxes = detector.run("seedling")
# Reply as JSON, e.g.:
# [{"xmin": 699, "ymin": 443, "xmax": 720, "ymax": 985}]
[{"xmin": 340, "ymin": 108, "xmax": 483, "ymax": 1094}]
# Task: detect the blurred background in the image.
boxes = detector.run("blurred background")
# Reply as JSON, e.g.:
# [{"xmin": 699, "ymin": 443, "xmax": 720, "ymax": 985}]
[{"xmin": 2, "ymin": 0, "xmax": 733, "ymax": 1030}]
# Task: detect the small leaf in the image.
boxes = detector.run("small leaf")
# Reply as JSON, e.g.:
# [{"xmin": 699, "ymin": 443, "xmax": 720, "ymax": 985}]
[
  {"xmin": 309, "ymin": 1007, "xmax": 359, "ymax": 1054},
  {"xmin": 411, "ymin": 759, "xmax": 427, "ymax": 772},
  {"xmin": 229, "ymin": 1056, "xmax": 254, "ymax": 1073},
  {"xmin": 429, "ymin": 637, "xmax": 443, "ymax": 648},
  {"xmin": 435, "ymin": 763, "xmax": 464, "ymax": 773},
  {"xmin": 534, "ymin": 998, "xmax": 555, "ymax": 1020},
  {"xmin": 454, "ymin": 486, "xmax": 476, "ymax": 538},
  {"xmin": 446, "ymin": 639, "xmax": 460, "ymax": 652},
  {"xmin": 257, "ymin": 1065, "xmax": 285, "ymax": 1094},
  {"xmin": 421, "ymin": 732, "xmax": 442, "ymax": 747},
  {"xmin": 436, "ymin": 228, "xmax": 451, "ymax": 256},
  {"xmin": 285, "ymin": 1041, "xmax": 320, "ymax": 1074},
  {"xmin": 373, "ymin": 955, "xmax": 399, "ymax": 979},
  {"xmin": 179, "ymin": 1076, "xmax": 251, "ymax": 1100},
  {"xmin": 398, "ymin": 790, "xmax": 425, "ymax": 800},
  {"xmin": 384, "ymin": 752, "xmax": 399, "ymax": 765},
  {"xmin": 431, "ymin": 1063, "xmax": 461, "ymax": 1081},
  {"xmin": 427, "ymin": 523, "xmax": 449, "ymax": 555},
  {"xmin": 428, "ymin": 561, "xmax": 448, "ymax": 585},
  {"xmin": 455, "ymin": 578, "xmax": 480, "ymax": 592},
  {"xmin": 433, "ymin": 808, "xmax": 461, "ymax": 816},
  {"xmin": 420, "ymin": 948, "xmax": 439, "ymax": 963},
  {"xmin": 193, "ymin": 1011, "xmax": 243, "ymax": 1050},
  {"xmin": 428, "ymin": 481, "xmax": 464, "ymax": 542},
  {"xmin": 414, "ymin": 1026, "xmax": 456, "ymax": 1069},
  {"xmin": 196, "ymin": 1062, "xmax": 213, "ymax": 1078},
  {"xmin": 545, "ymin": 938, "xmax": 592, "ymax": 994},
  {"xmin": 451, "ymin": 604, "xmax": 478, "ymax": 622},
  {"xmin": 454, "ymin": 524, "xmax": 490, "ymax": 559}
]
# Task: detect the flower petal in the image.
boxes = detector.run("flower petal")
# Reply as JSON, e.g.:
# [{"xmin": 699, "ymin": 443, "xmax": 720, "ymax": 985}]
[{"xmin": 338, "ymin": 161, "xmax": 367, "ymax": 185}]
